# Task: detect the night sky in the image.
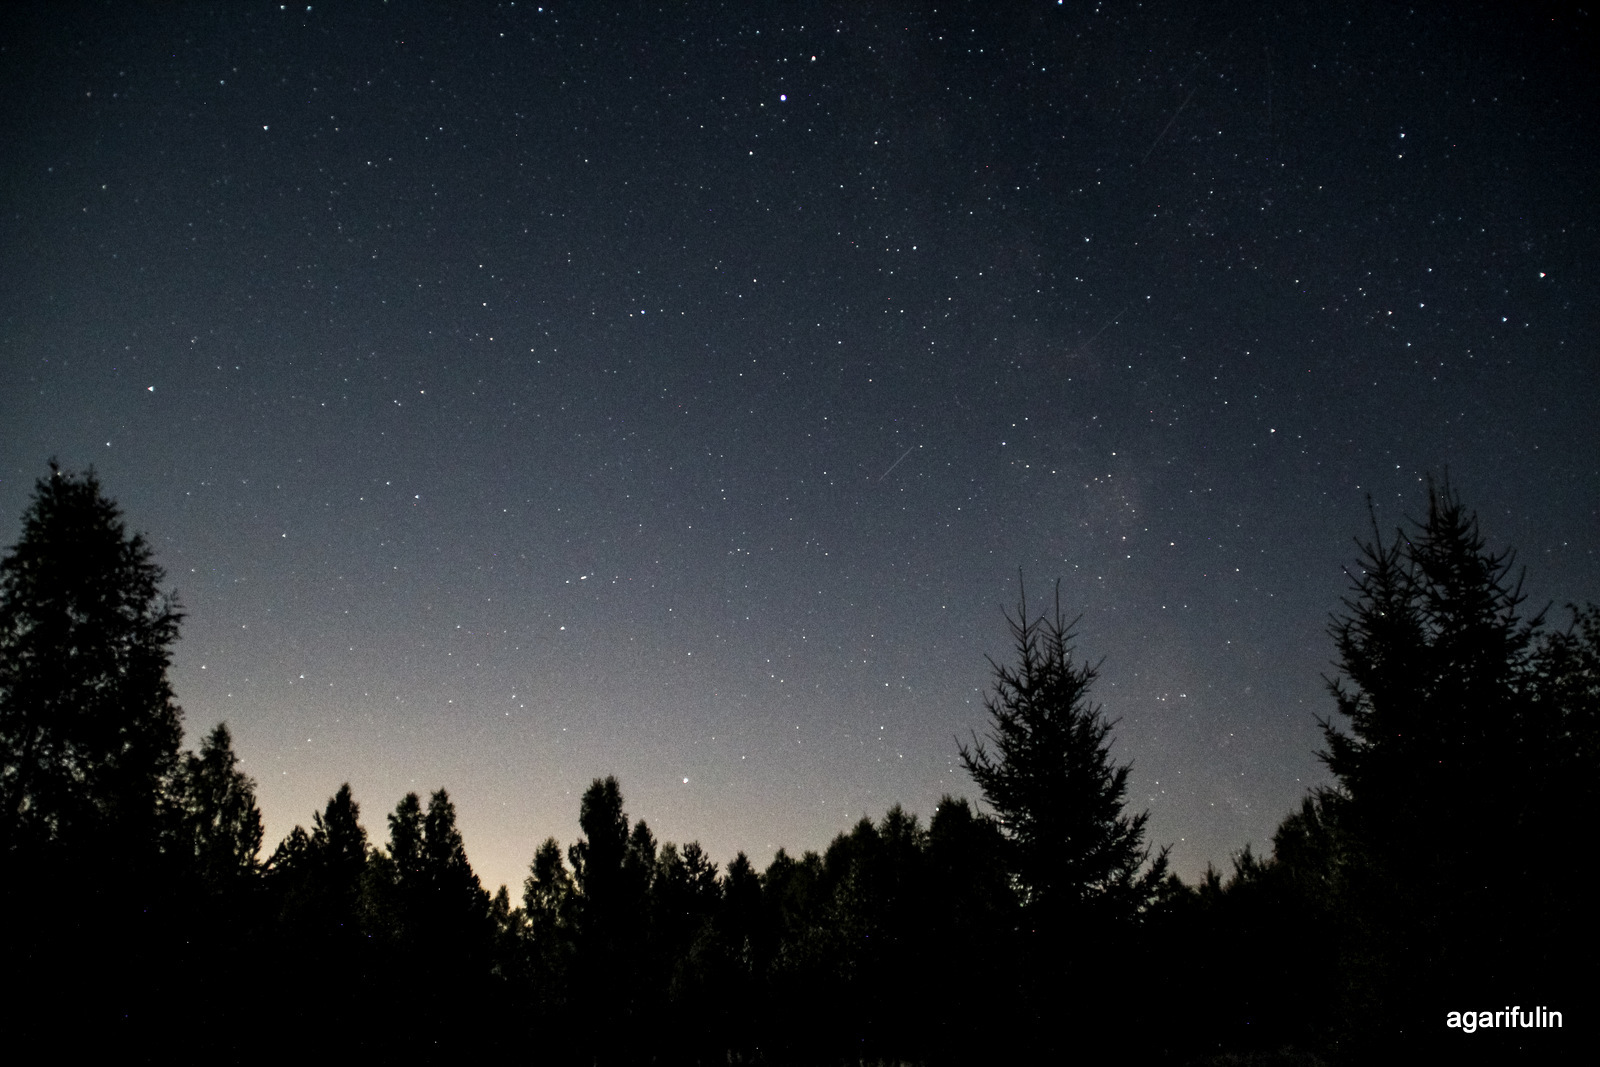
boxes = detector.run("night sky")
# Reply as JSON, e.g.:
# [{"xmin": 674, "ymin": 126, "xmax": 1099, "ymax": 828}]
[{"xmin": 3, "ymin": 1, "xmax": 1596, "ymax": 899}]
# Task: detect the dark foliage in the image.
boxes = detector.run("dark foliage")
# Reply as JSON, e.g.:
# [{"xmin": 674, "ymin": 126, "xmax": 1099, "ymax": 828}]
[
  {"xmin": 523, "ymin": 834, "xmax": 579, "ymax": 1019},
  {"xmin": 366, "ymin": 789, "xmax": 498, "ymax": 1056},
  {"xmin": 960, "ymin": 580, "xmax": 1168, "ymax": 926},
  {"xmin": 0, "ymin": 465, "xmax": 189, "ymax": 1049},
  {"xmin": 1311, "ymin": 480, "xmax": 1596, "ymax": 1057},
  {"xmin": 0, "ymin": 464, "xmax": 183, "ymax": 867},
  {"xmin": 1142, "ymin": 796, "xmax": 1345, "ymax": 1064},
  {"xmin": 4, "ymin": 467, "xmax": 1593, "ymax": 1065},
  {"xmin": 959, "ymin": 579, "xmax": 1168, "ymax": 1055},
  {"xmin": 167, "ymin": 723, "xmax": 264, "ymax": 894}
]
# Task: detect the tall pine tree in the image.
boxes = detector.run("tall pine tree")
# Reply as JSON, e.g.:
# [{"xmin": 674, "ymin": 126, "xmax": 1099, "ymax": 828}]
[
  {"xmin": 0, "ymin": 463, "xmax": 183, "ymax": 869},
  {"xmin": 0, "ymin": 464, "xmax": 187, "ymax": 1047}
]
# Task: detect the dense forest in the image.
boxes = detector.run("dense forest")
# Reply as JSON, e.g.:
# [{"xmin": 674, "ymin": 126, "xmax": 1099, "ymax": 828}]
[{"xmin": 1, "ymin": 464, "xmax": 1592, "ymax": 1064}]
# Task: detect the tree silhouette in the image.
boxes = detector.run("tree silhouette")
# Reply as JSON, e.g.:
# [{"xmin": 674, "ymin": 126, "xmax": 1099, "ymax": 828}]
[
  {"xmin": 570, "ymin": 776, "xmax": 629, "ymax": 910},
  {"xmin": 30, "ymin": 460, "xmax": 1598, "ymax": 1060},
  {"xmin": 834, "ymin": 805, "xmax": 934, "ymax": 1061},
  {"xmin": 959, "ymin": 579, "xmax": 1166, "ymax": 1052},
  {"xmin": 649, "ymin": 839, "xmax": 720, "ymax": 990},
  {"xmin": 167, "ymin": 722, "xmax": 264, "ymax": 894},
  {"xmin": 1139, "ymin": 816, "xmax": 1345, "ymax": 1063},
  {"xmin": 960, "ymin": 580, "xmax": 1167, "ymax": 924},
  {"xmin": 419, "ymin": 789, "xmax": 492, "ymax": 964},
  {"xmin": 623, "ymin": 816, "xmax": 658, "ymax": 916},
  {"xmin": 267, "ymin": 783, "xmax": 370, "ymax": 946},
  {"xmin": 567, "ymin": 775, "xmax": 650, "ymax": 1061},
  {"xmin": 523, "ymin": 834, "xmax": 578, "ymax": 1018},
  {"xmin": 632, "ymin": 838, "xmax": 725, "ymax": 1063},
  {"xmin": 925, "ymin": 796, "xmax": 1019, "ymax": 1063},
  {"xmin": 158, "ymin": 722, "xmax": 268, "ymax": 1055},
  {"xmin": 385, "ymin": 789, "xmax": 495, "ymax": 1054},
  {"xmin": 312, "ymin": 782, "xmax": 370, "ymax": 897},
  {"xmin": 257, "ymin": 785, "xmax": 378, "ymax": 1053},
  {"xmin": 371, "ymin": 789, "xmax": 493, "ymax": 961},
  {"xmin": 0, "ymin": 463, "xmax": 183, "ymax": 868},
  {"xmin": 0, "ymin": 463, "xmax": 187, "ymax": 1046},
  {"xmin": 386, "ymin": 790, "xmax": 427, "ymax": 896},
  {"xmin": 488, "ymin": 883, "xmax": 525, "ymax": 986},
  {"xmin": 1318, "ymin": 479, "xmax": 1596, "ymax": 1050},
  {"xmin": 711, "ymin": 850, "xmax": 764, "ymax": 1060}
]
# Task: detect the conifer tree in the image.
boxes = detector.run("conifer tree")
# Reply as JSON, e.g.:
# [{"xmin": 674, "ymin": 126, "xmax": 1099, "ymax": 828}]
[
  {"xmin": 312, "ymin": 782, "xmax": 370, "ymax": 888},
  {"xmin": 1321, "ymin": 482, "xmax": 1543, "ymax": 863},
  {"xmin": 679, "ymin": 841, "xmax": 720, "ymax": 904},
  {"xmin": 369, "ymin": 788, "xmax": 491, "ymax": 981},
  {"xmin": 0, "ymin": 464, "xmax": 184, "ymax": 867},
  {"xmin": 719, "ymin": 850, "xmax": 763, "ymax": 978},
  {"xmin": 623, "ymin": 816, "xmax": 658, "ymax": 906},
  {"xmin": 0, "ymin": 465, "xmax": 189, "ymax": 1045},
  {"xmin": 959, "ymin": 580, "xmax": 1166, "ymax": 1054},
  {"xmin": 1318, "ymin": 479, "xmax": 1595, "ymax": 1041},
  {"xmin": 387, "ymin": 790, "xmax": 426, "ymax": 892},
  {"xmin": 524, "ymin": 836, "xmax": 578, "ymax": 1014},
  {"xmin": 717, "ymin": 850, "xmax": 765, "ymax": 1052},
  {"xmin": 158, "ymin": 723, "xmax": 268, "ymax": 1053},
  {"xmin": 168, "ymin": 722, "xmax": 264, "ymax": 893},
  {"xmin": 568, "ymin": 776, "xmax": 640, "ymax": 1058},
  {"xmin": 255, "ymin": 785, "xmax": 373, "ymax": 1054},
  {"xmin": 267, "ymin": 783, "xmax": 370, "ymax": 943},
  {"xmin": 570, "ymin": 776, "xmax": 629, "ymax": 909},
  {"xmin": 420, "ymin": 788, "xmax": 491, "ymax": 956},
  {"xmin": 488, "ymin": 884, "xmax": 526, "ymax": 989},
  {"xmin": 927, "ymin": 796, "xmax": 1019, "ymax": 1062},
  {"xmin": 959, "ymin": 580, "xmax": 1166, "ymax": 925}
]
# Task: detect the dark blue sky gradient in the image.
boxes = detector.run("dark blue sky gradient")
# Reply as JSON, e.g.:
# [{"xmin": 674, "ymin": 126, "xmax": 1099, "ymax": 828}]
[{"xmin": 3, "ymin": 1, "xmax": 1595, "ymax": 897}]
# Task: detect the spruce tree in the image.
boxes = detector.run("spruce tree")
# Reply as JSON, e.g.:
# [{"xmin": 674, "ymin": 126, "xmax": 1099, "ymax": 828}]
[
  {"xmin": 523, "ymin": 836, "xmax": 578, "ymax": 1018},
  {"xmin": 168, "ymin": 722, "xmax": 264, "ymax": 894},
  {"xmin": 387, "ymin": 790, "xmax": 426, "ymax": 894},
  {"xmin": 162, "ymin": 723, "xmax": 268, "ymax": 1055},
  {"xmin": 312, "ymin": 782, "xmax": 370, "ymax": 893},
  {"xmin": 370, "ymin": 788, "xmax": 490, "ymax": 977},
  {"xmin": 959, "ymin": 580, "xmax": 1166, "ymax": 1054},
  {"xmin": 419, "ymin": 788, "xmax": 491, "ymax": 959},
  {"xmin": 716, "ymin": 851, "xmax": 764, "ymax": 1058},
  {"xmin": 267, "ymin": 783, "xmax": 370, "ymax": 945},
  {"xmin": 0, "ymin": 463, "xmax": 183, "ymax": 867},
  {"xmin": 0, "ymin": 464, "xmax": 187, "ymax": 1046},
  {"xmin": 1317, "ymin": 479, "xmax": 1594, "ymax": 1045},
  {"xmin": 959, "ymin": 580, "xmax": 1166, "ymax": 925}
]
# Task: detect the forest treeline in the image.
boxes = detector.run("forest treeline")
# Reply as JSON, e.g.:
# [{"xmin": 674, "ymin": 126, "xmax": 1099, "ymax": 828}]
[{"xmin": 1, "ymin": 464, "xmax": 1594, "ymax": 1065}]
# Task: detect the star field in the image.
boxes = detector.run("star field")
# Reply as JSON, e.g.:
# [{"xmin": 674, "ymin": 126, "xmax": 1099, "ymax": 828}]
[{"xmin": 2, "ymin": 0, "xmax": 1595, "ymax": 898}]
